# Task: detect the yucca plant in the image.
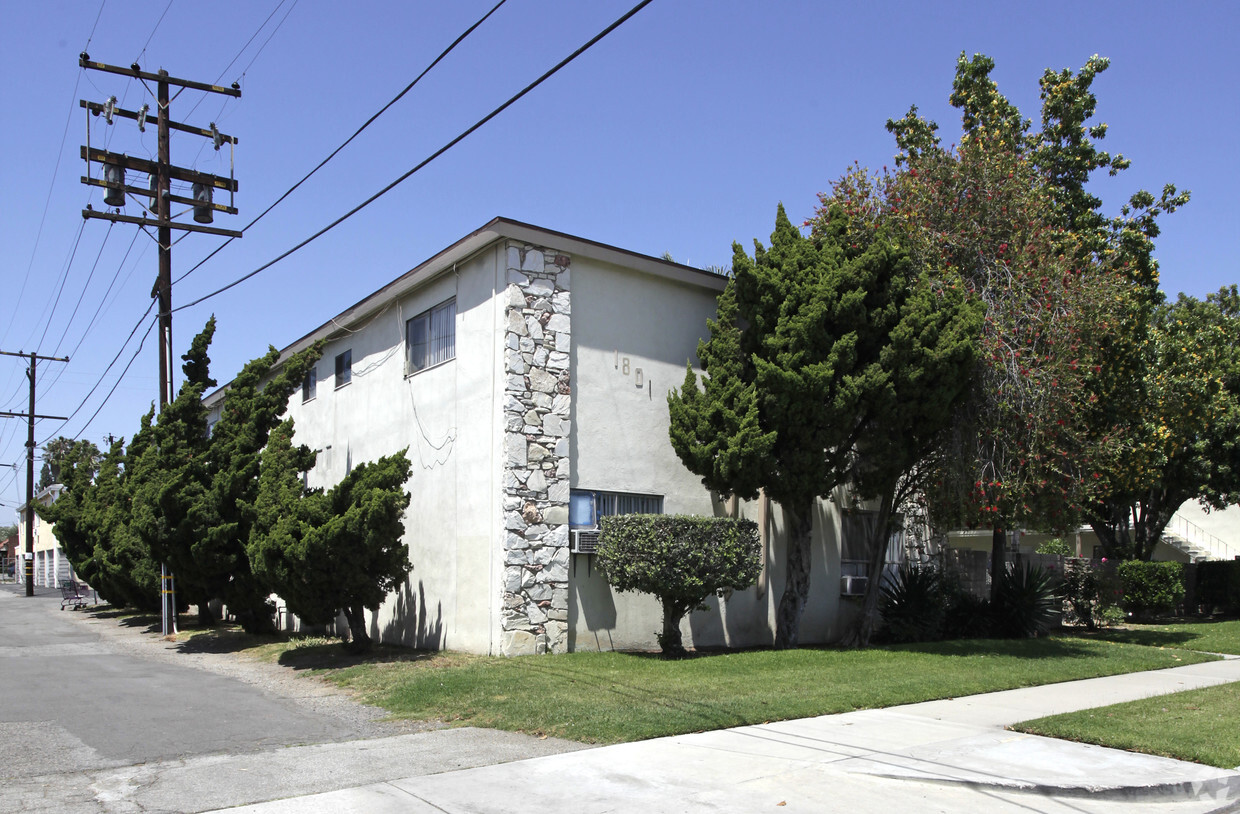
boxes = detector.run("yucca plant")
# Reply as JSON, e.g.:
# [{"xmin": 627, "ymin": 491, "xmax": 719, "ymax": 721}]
[
  {"xmin": 993, "ymin": 563, "xmax": 1059, "ymax": 638},
  {"xmin": 879, "ymin": 563, "xmax": 946, "ymax": 643}
]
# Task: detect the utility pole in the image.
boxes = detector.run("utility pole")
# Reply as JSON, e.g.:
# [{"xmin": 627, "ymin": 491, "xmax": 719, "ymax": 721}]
[
  {"xmin": 78, "ymin": 55, "xmax": 242, "ymax": 635},
  {"xmin": 0, "ymin": 351, "xmax": 69, "ymax": 597}
]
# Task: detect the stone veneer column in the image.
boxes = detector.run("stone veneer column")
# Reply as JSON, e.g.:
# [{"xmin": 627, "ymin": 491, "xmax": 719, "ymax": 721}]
[{"xmin": 500, "ymin": 242, "xmax": 572, "ymax": 656}]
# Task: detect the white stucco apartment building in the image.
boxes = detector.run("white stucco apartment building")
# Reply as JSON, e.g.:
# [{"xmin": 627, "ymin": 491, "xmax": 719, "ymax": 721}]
[
  {"xmin": 15, "ymin": 484, "xmax": 70, "ymax": 588},
  {"xmin": 208, "ymin": 218, "xmax": 865, "ymax": 656}
]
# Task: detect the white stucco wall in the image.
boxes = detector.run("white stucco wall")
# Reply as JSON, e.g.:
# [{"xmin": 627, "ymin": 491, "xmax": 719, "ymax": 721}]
[
  {"xmin": 567, "ymin": 258, "xmax": 850, "ymax": 651},
  {"xmin": 281, "ymin": 246, "xmax": 505, "ymax": 653},
  {"xmin": 205, "ymin": 222, "xmax": 869, "ymax": 654}
]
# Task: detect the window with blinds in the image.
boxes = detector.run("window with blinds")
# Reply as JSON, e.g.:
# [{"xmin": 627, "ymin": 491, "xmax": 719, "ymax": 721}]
[
  {"xmin": 570, "ymin": 489, "xmax": 664, "ymax": 528},
  {"xmin": 407, "ymin": 298, "xmax": 456, "ymax": 373}
]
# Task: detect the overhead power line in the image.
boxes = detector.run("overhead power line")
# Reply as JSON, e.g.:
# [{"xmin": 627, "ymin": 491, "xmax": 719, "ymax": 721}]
[
  {"xmin": 216, "ymin": 0, "xmax": 293, "ymax": 86},
  {"xmin": 135, "ymin": 0, "xmax": 174, "ymax": 64},
  {"xmin": 184, "ymin": 0, "xmax": 299, "ymax": 124},
  {"xmin": 84, "ymin": 0, "xmax": 107, "ymax": 52},
  {"xmin": 38, "ymin": 227, "xmax": 142, "ymax": 401},
  {"xmin": 35, "ymin": 301, "xmax": 156, "ymax": 445},
  {"xmin": 32, "ymin": 219, "xmax": 90, "ymax": 351},
  {"xmin": 175, "ymin": 0, "xmax": 510, "ymax": 286},
  {"xmin": 49, "ymin": 222, "xmax": 113, "ymax": 356},
  {"xmin": 36, "ymin": 0, "xmax": 513, "ymax": 453},
  {"xmin": 63, "ymin": 229, "xmax": 145, "ymax": 361},
  {"xmin": 0, "ymin": 70, "xmax": 87, "ymax": 350},
  {"xmin": 176, "ymin": 0, "xmax": 655, "ymax": 312},
  {"xmin": 54, "ymin": 316, "xmax": 157, "ymax": 445}
]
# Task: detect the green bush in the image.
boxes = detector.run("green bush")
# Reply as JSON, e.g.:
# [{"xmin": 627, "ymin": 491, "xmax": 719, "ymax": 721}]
[
  {"xmin": 1196, "ymin": 560, "xmax": 1240, "ymax": 615},
  {"xmin": 1117, "ymin": 560, "xmax": 1185, "ymax": 620},
  {"xmin": 1058, "ymin": 558, "xmax": 1122, "ymax": 630},
  {"xmin": 597, "ymin": 515, "xmax": 760, "ymax": 657},
  {"xmin": 879, "ymin": 563, "xmax": 946, "ymax": 643},
  {"xmin": 992, "ymin": 564, "xmax": 1059, "ymax": 638},
  {"xmin": 1036, "ymin": 538, "xmax": 1074, "ymax": 557}
]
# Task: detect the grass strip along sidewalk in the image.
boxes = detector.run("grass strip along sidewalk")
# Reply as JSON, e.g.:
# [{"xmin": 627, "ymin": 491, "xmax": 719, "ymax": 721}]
[
  {"xmin": 1014, "ymin": 682, "xmax": 1240, "ymax": 770},
  {"xmin": 1009, "ymin": 620, "xmax": 1240, "ymax": 769},
  {"xmin": 1064, "ymin": 618, "xmax": 1240, "ymax": 656},
  {"xmin": 240, "ymin": 634, "xmax": 1213, "ymax": 745}
]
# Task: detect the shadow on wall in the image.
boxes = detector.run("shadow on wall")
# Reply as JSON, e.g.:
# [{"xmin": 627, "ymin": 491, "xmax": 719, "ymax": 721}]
[
  {"xmin": 569, "ymin": 554, "xmax": 617, "ymax": 652},
  {"xmin": 372, "ymin": 578, "xmax": 444, "ymax": 649},
  {"xmin": 686, "ymin": 495, "xmax": 844, "ymax": 648},
  {"xmin": 811, "ymin": 498, "xmax": 843, "ymax": 644}
]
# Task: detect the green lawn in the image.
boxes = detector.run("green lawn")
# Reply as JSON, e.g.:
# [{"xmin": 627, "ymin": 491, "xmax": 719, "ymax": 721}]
[
  {"xmin": 260, "ymin": 636, "xmax": 1214, "ymax": 744},
  {"xmin": 1013, "ymin": 681, "xmax": 1240, "ymax": 769},
  {"xmin": 1063, "ymin": 618, "xmax": 1240, "ymax": 656},
  {"xmin": 100, "ymin": 607, "xmax": 1240, "ymax": 761}
]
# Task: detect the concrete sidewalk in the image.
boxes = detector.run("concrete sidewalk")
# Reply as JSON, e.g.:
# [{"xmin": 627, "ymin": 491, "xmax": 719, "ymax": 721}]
[{"xmin": 211, "ymin": 659, "xmax": 1240, "ymax": 814}]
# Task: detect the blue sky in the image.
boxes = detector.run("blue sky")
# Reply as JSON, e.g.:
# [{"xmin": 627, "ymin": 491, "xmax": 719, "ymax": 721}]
[{"xmin": 2, "ymin": 0, "xmax": 1237, "ymax": 513}]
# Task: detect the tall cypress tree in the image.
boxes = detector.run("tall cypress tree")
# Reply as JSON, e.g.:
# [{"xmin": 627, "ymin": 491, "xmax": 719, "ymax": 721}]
[
  {"xmin": 198, "ymin": 341, "xmax": 322, "ymax": 632},
  {"xmin": 250, "ymin": 422, "xmax": 413, "ymax": 652},
  {"xmin": 669, "ymin": 204, "xmax": 945, "ymax": 648},
  {"xmin": 131, "ymin": 319, "xmax": 217, "ymax": 621}
]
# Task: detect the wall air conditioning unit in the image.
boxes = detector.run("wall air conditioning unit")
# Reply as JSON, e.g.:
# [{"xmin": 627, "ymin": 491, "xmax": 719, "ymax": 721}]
[
  {"xmin": 840, "ymin": 575, "xmax": 868, "ymax": 597},
  {"xmin": 571, "ymin": 528, "xmax": 601, "ymax": 555}
]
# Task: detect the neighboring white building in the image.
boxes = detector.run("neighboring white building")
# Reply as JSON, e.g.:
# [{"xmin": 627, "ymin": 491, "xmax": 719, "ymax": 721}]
[
  {"xmin": 206, "ymin": 218, "xmax": 872, "ymax": 656},
  {"xmin": 946, "ymin": 503, "xmax": 1240, "ymax": 565},
  {"xmin": 16, "ymin": 484, "xmax": 71, "ymax": 588}
]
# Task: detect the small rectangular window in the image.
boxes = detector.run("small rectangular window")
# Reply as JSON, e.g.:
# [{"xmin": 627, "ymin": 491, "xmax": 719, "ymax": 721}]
[
  {"xmin": 569, "ymin": 491, "xmax": 597, "ymax": 528},
  {"xmin": 570, "ymin": 489, "xmax": 663, "ymax": 528},
  {"xmin": 335, "ymin": 350, "xmax": 352, "ymax": 388},
  {"xmin": 302, "ymin": 367, "xmax": 317, "ymax": 402},
  {"xmin": 407, "ymin": 298, "xmax": 456, "ymax": 373}
]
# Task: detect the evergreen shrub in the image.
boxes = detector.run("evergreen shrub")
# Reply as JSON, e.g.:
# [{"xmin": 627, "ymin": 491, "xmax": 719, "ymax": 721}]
[
  {"xmin": 1117, "ymin": 560, "xmax": 1185, "ymax": 620},
  {"xmin": 1058, "ymin": 557, "xmax": 1123, "ymax": 629},
  {"xmin": 597, "ymin": 515, "xmax": 760, "ymax": 657}
]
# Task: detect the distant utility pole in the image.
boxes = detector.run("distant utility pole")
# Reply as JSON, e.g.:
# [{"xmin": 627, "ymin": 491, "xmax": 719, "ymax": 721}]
[
  {"xmin": 0, "ymin": 351, "xmax": 69, "ymax": 597},
  {"xmin": 78, "ymin": 54, "xmax": 242, "ymax": 636}
]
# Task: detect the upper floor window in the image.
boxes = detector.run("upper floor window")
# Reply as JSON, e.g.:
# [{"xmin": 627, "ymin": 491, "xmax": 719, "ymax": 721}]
[
  {"xmin": 335, "ymin": 350, "xmax": 352, "ymax": 388},
  {"xmin": 407, "ymin": 298, "xmax": 456, "ymax": 374},
  {"xmin": 302, "ymin": 367, "xmax": 317, "ymax": 402}
]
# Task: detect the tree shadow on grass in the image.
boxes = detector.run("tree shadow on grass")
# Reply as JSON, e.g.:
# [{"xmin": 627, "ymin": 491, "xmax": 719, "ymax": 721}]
[
  {"xmin": 275, "ymin": 642, "xmax": 445, "ymax": 672},
  {"xmin": 884, "ymin": 637, "xmax": 1112, "ymax": 659},
  {"xmin": 173, "ymin": 626, "xmax": 276, "ymax": 655},
  {"xmin": 1062, "ymin": 627, "xmax": 1201, "ymax": 649}
]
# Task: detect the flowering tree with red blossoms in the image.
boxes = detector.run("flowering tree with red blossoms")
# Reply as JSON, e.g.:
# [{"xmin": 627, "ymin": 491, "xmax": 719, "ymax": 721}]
[{"xmin": 821, "ymin": 53, "xmax": 1194, "ymax": 594}]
